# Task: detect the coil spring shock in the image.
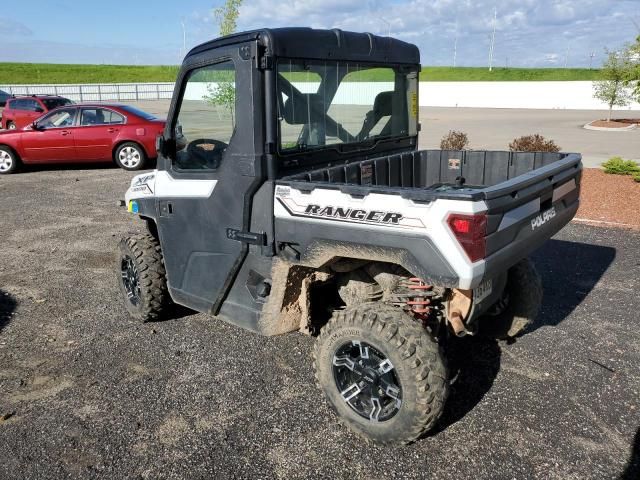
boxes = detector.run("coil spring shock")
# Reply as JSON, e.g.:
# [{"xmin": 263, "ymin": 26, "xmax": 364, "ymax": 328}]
[{"xmin": 393, "ymin": 277, "xmax": 435, "ymax": 319}]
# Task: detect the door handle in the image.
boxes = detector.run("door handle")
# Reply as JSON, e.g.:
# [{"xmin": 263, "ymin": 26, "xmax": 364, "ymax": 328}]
[
  {"xmin": 60, "ymin": 130, "xmax": 71, "ymax": 136},
  {"xmin": 107, "ymin": 128, "xmax": 118, "ymax": 133}
]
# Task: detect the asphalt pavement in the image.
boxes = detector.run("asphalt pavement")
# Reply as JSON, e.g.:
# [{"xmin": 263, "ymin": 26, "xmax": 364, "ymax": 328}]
[{"xmin": 0, "ymin": 166, "xmax": 638, "ymax": 479}]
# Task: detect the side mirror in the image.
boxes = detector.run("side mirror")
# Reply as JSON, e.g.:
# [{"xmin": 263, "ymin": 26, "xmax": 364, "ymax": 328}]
[{"xmin": 31, "ymin": 121, "xmax": 41, "ymax": 131}]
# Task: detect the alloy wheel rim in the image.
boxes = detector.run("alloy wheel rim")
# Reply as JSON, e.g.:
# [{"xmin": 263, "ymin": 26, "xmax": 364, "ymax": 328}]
[
  {"xmin": 121, "ymin": 255, "xmax": 141, "ymax": 306},
  {"xmin": 119, "ymin": 146, "xmax": 141, "ymax": 168},
  {"xmin": 8, "ymin": 123, "xmax": 16, "ymax": 130},
  {"xmin": 332, "ymin": 340, "xmax": 402, "ymax": 422},
  {"xmin": 0, "ymin": 151, "xmax": 13, "ymax": 171}
]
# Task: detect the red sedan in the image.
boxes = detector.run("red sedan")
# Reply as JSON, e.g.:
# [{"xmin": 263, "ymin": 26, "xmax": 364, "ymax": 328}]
[{"xmin": 0, "ymin": 104, "xmax": 165, "ymax": 174}]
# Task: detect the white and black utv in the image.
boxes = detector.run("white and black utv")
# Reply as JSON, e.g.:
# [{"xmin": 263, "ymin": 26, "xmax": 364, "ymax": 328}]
[{"xmin": 117, "ymin": 28, "xmax": 581, "ymax": 445}]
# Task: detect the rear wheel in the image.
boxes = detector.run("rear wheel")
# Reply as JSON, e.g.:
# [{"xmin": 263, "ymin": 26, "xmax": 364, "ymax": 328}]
[
  {"xmin": 313, "ymin": 303, "xmax": 448, "ymax": 445},
  {"xmin": 115, "ymin": 142, "xmax": 146, "ymax": 171},
  {"xmin": 0, "ymin": 147, "xmax": 19, "ymax": 174},
  {"xmin": 480, "ymin": 258, "xmax": 543, "ymax": 338},
  {"xmin": 117, "ymin": 234, "xmax": 170, "ymax": 322},
  {"xmin": 6, "ymin": 121, "xmax": 16, "ymax": 131}
]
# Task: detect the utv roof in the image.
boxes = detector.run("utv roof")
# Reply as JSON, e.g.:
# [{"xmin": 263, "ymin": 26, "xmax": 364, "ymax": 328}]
[{"xmin": 187, "ymin": 27, "xmax": 420, "ymax": 65}]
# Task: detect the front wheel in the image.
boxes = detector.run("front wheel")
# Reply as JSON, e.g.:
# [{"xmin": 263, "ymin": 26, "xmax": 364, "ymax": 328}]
[
  {"xmin": 115, "ymin": 142, "xmax": 147, "ymax": 171},
  {"xmin": 117, "ymin": 234, "xmax": 170, "ymax": 322},
  {"xmin": 313, "ymin": 303, "xmax": 448, "ymax": 445},
  {"xmin": 0, "ymin": 147, "xmax": 19, "ymax": 174}
]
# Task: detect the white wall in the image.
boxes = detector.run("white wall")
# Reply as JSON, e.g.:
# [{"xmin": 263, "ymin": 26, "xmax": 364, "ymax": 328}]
[
  {"xmin": 188, "ymin": 81, "xmax": 640, "ymax": 110},
  {"xmin": 3, "ymin": 81, "xmax": 639, "ymax": 110},
  {"xmin": 421, "ymin": 81, "xmax": 640, "ymax": 110}
]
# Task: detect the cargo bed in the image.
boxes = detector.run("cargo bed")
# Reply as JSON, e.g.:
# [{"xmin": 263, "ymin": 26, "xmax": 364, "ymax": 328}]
[{"xmin": 282, "ymin": 149, "xmax": 581, "ymax": 201}]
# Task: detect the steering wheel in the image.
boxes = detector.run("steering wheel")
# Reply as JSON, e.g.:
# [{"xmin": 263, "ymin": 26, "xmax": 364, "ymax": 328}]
[{"xmin": 184, "ymin": 139, "xmax": 229, "ymax": 169}]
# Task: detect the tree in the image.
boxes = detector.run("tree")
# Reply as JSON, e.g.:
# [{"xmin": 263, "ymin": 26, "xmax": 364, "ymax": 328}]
[
  {"xmin": 593, "ymin": 49, "xmax": 633, "ymax": 121},
  {"xmin": 626, "ymin": 35, "xmax": 640, "ymax": 101},
  {"xmin": 214, "ymin": 0, "xmax": 242, "ymax": 37},
  {"xmin": 202, "ymin": 0, "xmax": 243, "ymax": 126}
]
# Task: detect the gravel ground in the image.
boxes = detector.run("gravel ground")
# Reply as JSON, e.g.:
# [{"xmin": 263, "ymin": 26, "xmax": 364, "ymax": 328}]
[
  {"xmin": 577, "ymin": 169, "xmax": 640, "ymax": 229},
  {"xmin": 0, "ymin": 166, "xmax": 639, "ymax": 480}
]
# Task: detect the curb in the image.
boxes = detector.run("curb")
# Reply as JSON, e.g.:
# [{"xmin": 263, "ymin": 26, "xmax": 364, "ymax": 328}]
[{"xmin": 583, "ymin": 122, "xmax": 637, "ymax": 132}]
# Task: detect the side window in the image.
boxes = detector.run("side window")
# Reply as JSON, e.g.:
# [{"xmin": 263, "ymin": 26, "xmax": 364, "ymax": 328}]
[
  {"xmin": 106, "ymin": 110, "xmax": 125, "ymax": 124},
  {"xmin": 38, "ymin": 109, "xmax": 76, "ymax": 129},
  {"xmin": 174, "ymin": 60, "xmax": 236, "ymax": 170},
  {"xmin": 80, "ymin": 108, "xmax": 125, "ymax": 126},
  {"xmin": 25, "ymin": 99, "xmax": 42, "ymax": 112},
  {"xmin": 12, "ymin": 99, "xmax": 26, "ymax": 110},
  {"xmin": 81, "ymin": 109, "xmax": 100, "ymax": 126}
]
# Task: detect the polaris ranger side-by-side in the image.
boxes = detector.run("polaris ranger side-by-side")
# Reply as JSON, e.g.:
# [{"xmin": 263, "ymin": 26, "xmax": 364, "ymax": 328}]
[{"xmin": 117, "ymin": 28, "xmax": 581, "ymax": 445}]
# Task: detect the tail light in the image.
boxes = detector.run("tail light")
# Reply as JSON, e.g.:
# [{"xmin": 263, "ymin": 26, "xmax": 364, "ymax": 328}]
[{"xmin": 447, "ymin": 213, "xmax": 487, "ymax": 262}]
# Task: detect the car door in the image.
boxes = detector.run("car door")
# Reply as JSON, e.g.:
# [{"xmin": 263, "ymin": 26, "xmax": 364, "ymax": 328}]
[
  {"xmin": 75, "ymin": 108, "xmax": 124, "ymax": 160},
  {"xmin": 155, "ymin": 44, "xmax": 264, "ymax": 314},
  {"xmin": 22, "ymin": 107, "xmax": 79, "ymax": 162}
]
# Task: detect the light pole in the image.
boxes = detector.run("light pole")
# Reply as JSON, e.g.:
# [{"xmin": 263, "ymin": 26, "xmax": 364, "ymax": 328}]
[
  {"xmin": 488, "ymin": 6, "xmax": 496, "ymax": 71},
  {"xmin": 180, "ymin": 19, "xmax": 187, "ymax": 58},
  {"xmin": 453, "ymin": 20, "xmax": 458, "ymax": 67},
  {"xmin": 381, "ymin": 19, "xmax": 391, "ymax": 37}
]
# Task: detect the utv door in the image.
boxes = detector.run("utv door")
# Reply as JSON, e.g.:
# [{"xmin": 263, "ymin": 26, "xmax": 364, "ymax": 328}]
[{"xmin": 156, "ymin": 43, "xmax": 265, "ymax": 314}]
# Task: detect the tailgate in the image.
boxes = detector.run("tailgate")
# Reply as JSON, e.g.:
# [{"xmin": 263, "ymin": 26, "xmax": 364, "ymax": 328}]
[{"xmin": 481, "ymin": 153, "xmax": 582, "ymax": 279}]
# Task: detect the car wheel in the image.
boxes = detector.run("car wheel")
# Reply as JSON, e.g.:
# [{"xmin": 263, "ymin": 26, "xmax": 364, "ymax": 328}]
[
  {"xmin": 117, "ymin": 234, "xmax": 170, "ymax": 322},
  {"xmin": 479, "ymin": 258, "xmax": 543, "ymax": 339},
  {"xmin": 313, "ymin": 303, "xmax": 448, "ymax": 445},
  {"xmin": 115, "ymin": 142, "xmax": 147, "ymax": 171},
  {"xmin": 0, "ymin": 147, "xmax": 20, "ymax": 174},
  {"xmin": 6, "ymin": 122, "xmax": 16, "ymax": 131}
]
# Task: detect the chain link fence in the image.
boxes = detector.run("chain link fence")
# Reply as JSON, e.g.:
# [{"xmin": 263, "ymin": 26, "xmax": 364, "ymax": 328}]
[{"xmin": 0, "ymin": 83, "xmax": 175, "ymax": 102}]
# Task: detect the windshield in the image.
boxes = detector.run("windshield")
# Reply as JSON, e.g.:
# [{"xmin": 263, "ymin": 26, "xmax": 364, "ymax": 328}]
[
  {"xmin": 277, "ymin": 60, "xmax": 418, "ymax": 153},
  {"xmin": 119, "ymin": 105, "xmax": 157, "ymax": 121},
  {"xmin": 42, "ymin": 98, "xmax": 72, "ymax": 110}
]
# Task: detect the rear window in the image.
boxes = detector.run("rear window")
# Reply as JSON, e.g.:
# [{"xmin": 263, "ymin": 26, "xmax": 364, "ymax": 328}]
[
  {"xmin": 42, "ymin": 98, "xmax": 72, "ymax": 110},
  {"xmin": 118, "ymin": 105, "xmax": 156, "ymax": 121}
]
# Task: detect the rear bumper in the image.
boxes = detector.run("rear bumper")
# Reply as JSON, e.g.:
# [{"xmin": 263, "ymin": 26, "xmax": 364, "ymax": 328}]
[{"xmin": 483, "ymin": 198, "xmax": 578, "ymax": 282}]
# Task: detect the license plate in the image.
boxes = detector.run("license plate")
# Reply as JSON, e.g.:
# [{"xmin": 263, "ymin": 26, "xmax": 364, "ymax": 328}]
[{"xmin": 474, "ymin": 279, "xmax": 492, "ymax": 303}]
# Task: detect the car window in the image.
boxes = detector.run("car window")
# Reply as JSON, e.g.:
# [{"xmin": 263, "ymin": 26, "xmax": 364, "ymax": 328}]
[
  {"xmin": 11, "ymin": 99, "xmax": 26, "ymax": 110},
  {"xmin": 25, "ymin": 99, "xmax": 42, "ymax": 112},
  {"xmin": 42, "ymin": 98, "xmax": 72, "ymax": 110},
  {"xmin": 173, "ymin": 60, "xmax": 236, "ymax": 171},
  {"xmin": 80, "ymin": 108, "xmax": 125, "ymax": 126},
  {"xmin": 38, "ymin": 108, "xmax": 76, "ymax": 129}
]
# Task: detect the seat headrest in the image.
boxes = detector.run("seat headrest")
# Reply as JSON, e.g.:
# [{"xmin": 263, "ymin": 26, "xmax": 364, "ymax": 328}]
[{"xmin": 372, "ymin": 91, "xmax": 395, "ymax": 118}]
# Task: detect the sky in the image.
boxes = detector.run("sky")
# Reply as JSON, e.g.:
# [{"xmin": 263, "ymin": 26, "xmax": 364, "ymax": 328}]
[{"xmin": 1, "ymin": 0, "xmax": 639, "ymax": 67}]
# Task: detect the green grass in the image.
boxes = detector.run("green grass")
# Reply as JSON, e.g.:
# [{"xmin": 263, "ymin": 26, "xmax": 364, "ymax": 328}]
[
  {"xmin": 420, "ymin": 67, "xmax": 602, "ymax": 82},
  {"xmin": 0, "ymin": 63, "xmax": 180, "ymax": 84},
  {"xmin": 0, "ymin": 62, "xmax": 602, "ymax": 85}
]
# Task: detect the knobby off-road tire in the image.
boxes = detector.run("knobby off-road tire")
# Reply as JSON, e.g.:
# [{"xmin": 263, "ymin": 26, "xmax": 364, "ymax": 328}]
[
  {"xmin": 482, "ymin": 258, "xmax": 543, "ymax": 339},
  {"xmin": 313, "ymin": 303, "xmax": 448, "ymax": 445},
  {"xmin": 117, "ymin": 234, "xmax": 169, "ymax": 322}
]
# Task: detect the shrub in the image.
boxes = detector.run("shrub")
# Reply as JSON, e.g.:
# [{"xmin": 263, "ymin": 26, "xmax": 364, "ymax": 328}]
[
  {"xmin": 634, "ymin": 173, "xmax": 640, "ymax": 183},
  {"xmin": 601, "ymin": 156, "xmax": 640, "ymax": 175},
  {"xmin": 509, "ymin": 134, "xmax": 560, "ymax": 152},
  {"xmin": 440, "ymin": 130, "xmax": 469, "ymax": 150}
]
